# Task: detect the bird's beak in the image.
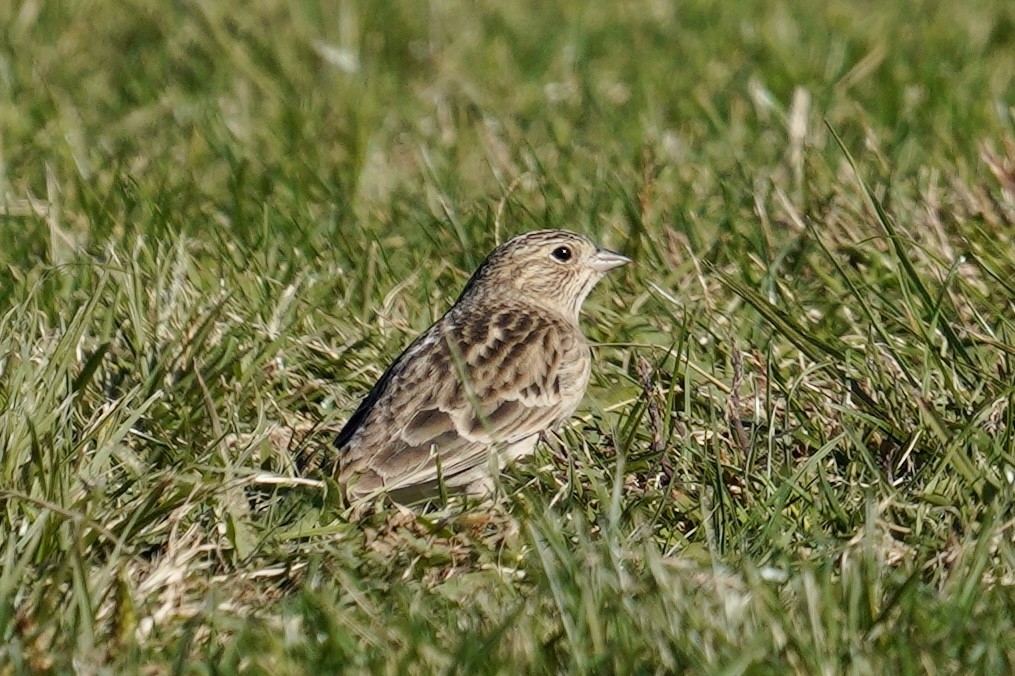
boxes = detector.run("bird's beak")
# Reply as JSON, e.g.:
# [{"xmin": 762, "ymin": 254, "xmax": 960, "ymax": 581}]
[{"xmin": 590, "ymin": 248, "xmax": 631, "ymax": 272}]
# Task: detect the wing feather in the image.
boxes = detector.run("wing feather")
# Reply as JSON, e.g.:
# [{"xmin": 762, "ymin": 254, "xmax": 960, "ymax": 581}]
[{"xmin": 337, "ymin": 305, "xmax": 590, "ymax": 500}]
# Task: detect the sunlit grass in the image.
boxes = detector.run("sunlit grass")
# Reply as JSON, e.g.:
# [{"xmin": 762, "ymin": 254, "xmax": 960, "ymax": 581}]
[{"xmin": 2, "ymin": 0, "xmax": 1015, "ymax": 671}]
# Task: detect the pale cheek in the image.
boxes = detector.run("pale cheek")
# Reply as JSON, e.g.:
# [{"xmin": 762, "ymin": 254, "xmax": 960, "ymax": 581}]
[
  {"xmin": 509, "ymin": 267, "xmax": 584, "ymax": 310},
  {"xmin": 510, "ymin": 268, "xmax": 554, "ymax": 293}
]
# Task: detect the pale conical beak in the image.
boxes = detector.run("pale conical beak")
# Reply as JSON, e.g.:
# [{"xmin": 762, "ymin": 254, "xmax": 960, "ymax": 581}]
[{"xmin": 590, "ymin": 248, "xmax": 631, "ymax": 272}]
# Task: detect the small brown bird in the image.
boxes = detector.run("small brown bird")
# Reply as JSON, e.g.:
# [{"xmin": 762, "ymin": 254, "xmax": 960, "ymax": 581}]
[{"xmin": 335, "ymin": 230, "xmax": 630, "ymax": 505}]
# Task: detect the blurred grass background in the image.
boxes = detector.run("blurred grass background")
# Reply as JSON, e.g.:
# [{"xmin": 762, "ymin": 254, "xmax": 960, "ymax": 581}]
[{"xmin": 2, "ymin": 0, "xmax": 1015, "ymax": 672}]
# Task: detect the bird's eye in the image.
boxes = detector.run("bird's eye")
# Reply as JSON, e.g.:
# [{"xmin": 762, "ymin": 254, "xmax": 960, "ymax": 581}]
[{"xmin": 550, "ymin": 246, "xmax": 573, "ymax": 262}]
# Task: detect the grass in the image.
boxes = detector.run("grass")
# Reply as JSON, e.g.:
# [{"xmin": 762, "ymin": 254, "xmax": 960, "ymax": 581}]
[{"xmin": 2, "ymin": 0, "xmax": 1015, "ymax": 672}]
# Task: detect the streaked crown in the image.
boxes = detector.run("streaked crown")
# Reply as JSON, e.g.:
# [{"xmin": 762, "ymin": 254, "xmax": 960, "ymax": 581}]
[{"xmin": 456, "ymin": 230, "xmax": 630, "ymax": 321}]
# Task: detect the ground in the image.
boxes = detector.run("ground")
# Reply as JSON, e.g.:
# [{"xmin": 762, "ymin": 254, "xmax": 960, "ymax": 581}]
[{"xmin": 2, "ymin": 0, "xmax": 1015, "ymax": 672}]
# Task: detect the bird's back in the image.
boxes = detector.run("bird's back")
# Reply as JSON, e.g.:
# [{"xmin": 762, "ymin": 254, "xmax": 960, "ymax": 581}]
[{"xmin": 336, "ymin": 298, "xmax": 591, "ymax": 503}]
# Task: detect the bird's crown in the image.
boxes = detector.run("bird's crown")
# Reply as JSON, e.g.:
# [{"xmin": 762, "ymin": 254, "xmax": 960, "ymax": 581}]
[{"xmin": 456, "ymin": 230, "xmax": 629, "ymax": 320}]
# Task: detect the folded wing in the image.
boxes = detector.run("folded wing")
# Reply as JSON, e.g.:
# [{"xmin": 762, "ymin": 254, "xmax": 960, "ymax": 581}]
[{"xmin": 338, "ymin": 306, "xmax": 589, "ymax": 501}]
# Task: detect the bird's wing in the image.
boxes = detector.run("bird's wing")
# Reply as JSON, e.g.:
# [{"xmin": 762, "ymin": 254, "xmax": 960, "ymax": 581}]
[{"xmin": 338, "ymin": 307, "xmax": 590, "ymax": 499}]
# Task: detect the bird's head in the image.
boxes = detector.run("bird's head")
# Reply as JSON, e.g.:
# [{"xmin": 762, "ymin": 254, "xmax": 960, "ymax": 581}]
[{"xmin": 458, "ymin": 230, "xmax": 630, "ymax": 320}]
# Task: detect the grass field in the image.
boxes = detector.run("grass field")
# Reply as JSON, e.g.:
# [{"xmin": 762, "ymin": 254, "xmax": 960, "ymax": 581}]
[{"xmin": 3, "ymin": 0, "xmax": 1015, "ymax": 672}]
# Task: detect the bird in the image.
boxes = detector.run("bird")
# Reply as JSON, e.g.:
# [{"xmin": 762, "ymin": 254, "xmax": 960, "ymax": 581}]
[{"xmin": 334, "ymin": 229, "xmax": 630, "ymax": 506}]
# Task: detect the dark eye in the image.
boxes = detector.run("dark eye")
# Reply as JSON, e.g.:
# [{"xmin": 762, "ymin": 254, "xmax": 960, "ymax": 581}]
[{"xmin": 550, "ymin": 246, "xmax": 573, "ymax": 262}]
